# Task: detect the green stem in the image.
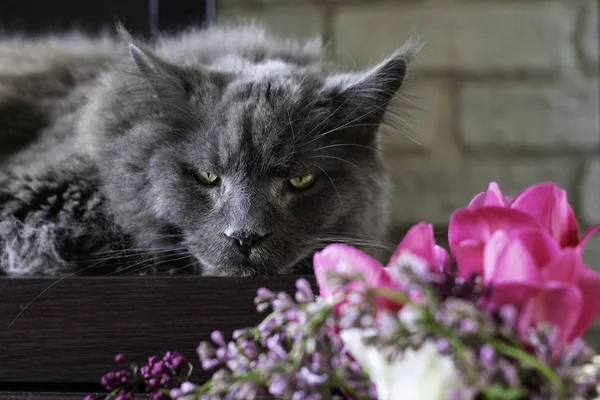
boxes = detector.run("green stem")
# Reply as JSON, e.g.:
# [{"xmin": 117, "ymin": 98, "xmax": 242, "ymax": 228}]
[
  {"xmin": 369, "ymin": 287, "xmax": 409, "ymax": 305},
  {"xmin": 487, "ymin": 339, "xmax": 565, "ymax": 398},
  {"xmin": 333, "ymin": 376, "xmax": 360, "ymax": 400},
  {"xmin": 185, "ymin": 362, "xmax": 194, "ymax": 381}
]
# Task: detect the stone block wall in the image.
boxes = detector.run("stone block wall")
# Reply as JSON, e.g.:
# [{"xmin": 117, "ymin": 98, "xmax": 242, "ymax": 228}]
[{"xmin": 217, "ymin": 0, "xmax": 600, "ymax": 347}]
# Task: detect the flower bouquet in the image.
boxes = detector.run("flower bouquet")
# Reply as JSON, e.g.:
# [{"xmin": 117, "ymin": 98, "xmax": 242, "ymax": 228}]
[{"xmin": 87, "ymin": 182, "xmax": 600, "ymax": 400}]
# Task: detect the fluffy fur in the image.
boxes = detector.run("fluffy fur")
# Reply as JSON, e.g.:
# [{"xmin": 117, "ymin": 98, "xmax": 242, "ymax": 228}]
[{"xmin": 0, "ymin": 25, "xmax": 419, "ymax": 277}]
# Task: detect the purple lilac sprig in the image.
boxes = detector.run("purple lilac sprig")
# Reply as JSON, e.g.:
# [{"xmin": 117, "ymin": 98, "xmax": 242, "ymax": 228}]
[
  {"xmin": 84, "ymin": 351, "xmax": 193, "ymax": 400},
  {"xmin": 174, "ymin": 278, "xmax": 371, "ymax": 400}
]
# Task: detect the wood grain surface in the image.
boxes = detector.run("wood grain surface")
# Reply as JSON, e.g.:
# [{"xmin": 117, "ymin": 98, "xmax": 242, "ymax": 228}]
[{"xmin": 0, "ymin": 276, "xmax": 313, "ymax": 394}]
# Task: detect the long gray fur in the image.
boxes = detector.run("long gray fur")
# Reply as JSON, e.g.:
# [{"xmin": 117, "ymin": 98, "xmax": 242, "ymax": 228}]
[{"xmin": 0, "ymin": 24, "xmax": 419, "ymax": 277}]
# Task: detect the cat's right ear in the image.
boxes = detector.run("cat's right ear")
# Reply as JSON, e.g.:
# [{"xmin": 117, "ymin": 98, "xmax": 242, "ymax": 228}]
[{"xmin": 323, "ymin": 38, "xmax": 422, "ymax": 126}]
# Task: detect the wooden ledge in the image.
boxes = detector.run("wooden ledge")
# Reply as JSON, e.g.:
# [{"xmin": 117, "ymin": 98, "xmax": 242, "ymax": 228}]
[{"xmin": 0, "ymin": 276, "xmax": 312, "ymax": 393}]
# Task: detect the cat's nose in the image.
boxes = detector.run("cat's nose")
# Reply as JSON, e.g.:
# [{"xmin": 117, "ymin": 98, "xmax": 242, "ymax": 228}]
[{"xmin": 224, "ymin": 230, "xmax": 269, "ymax": 249}]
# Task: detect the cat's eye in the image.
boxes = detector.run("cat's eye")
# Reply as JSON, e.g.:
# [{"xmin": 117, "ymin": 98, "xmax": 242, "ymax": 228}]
[
  {"xmin": 196, "ymin": 171, "xmax": 221, "ymax": 186},
  {"xmin": 289, "ymin": 174, "xmax": 316, "ymax": 189}
]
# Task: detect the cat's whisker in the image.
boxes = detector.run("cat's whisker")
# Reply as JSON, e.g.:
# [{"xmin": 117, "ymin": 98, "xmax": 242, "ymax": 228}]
[
  {"xmin": 310, "ymin": 236, "xmax": 396, "ymax": 250},
  {"xmin": 303, "ymin": 94, "xmax": 354, "ymax": 140},
  {"xmin": 310, "ymin": 142, "xmax": 385, "ymax": 156},
  {"xmin": 116, "ymin": 253, "xmax": 194, "ymax": 276},
  {"xmin": 79, "ymin": 244, "xmax": 187, "ymax": 257},
  {"xmin": 5, "ymin": 247, "xmax": 188, "ymax": 327},
  {"xmin": 287, "ymin": 109, "xmax": 297, "ymax": 156},
  {"xmin": 317, "ymin": 231, "xmax": 398, "ymax": 243},
  {"xmin": 314, "ymin": 237, "xmax": 396, "ymax": 247},
  {"xmin": 310, "ymin": 155, "xmax": 391, "ymax": 196},
  {"xmin": 110, "ymin": 250, "xmax": 192, "ymax": 274},
  {"xmin": 310, "ymin": 164, "xmax": 342, "ymax": 205},
  {"xmin": 79, "ymin": 246, "xmax": 189, "ymax": 263},
  {"xmin": 301, "ymin": 90, "xmax": 418, "ymax": 149}
]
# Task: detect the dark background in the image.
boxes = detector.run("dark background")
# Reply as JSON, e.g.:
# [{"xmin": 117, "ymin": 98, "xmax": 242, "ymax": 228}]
[{"xmin": 0, "ymin": 0, "xmax": 215, "ymax": 37}]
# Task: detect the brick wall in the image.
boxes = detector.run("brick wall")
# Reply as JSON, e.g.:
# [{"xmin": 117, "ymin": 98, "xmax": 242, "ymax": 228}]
[
  {"xmin": 217, "ymin": 0, "xmax": 598, "ymax": 232},
  {"xmin": 217, "ymin": 0, "xmax": 600, "ymax": 347}
]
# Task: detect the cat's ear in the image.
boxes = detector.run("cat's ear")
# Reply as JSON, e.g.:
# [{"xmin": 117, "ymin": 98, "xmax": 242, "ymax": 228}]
[
  {"xmin": 117, "ymin": 24, "xmax": 195, "ymax": 100},
  {"xmin": 324, "ymin": 39, "xmax": 421, "ymax": 125},
  {"xmin": 128, "ymin": 43, "xmax": 194, "ymax": 98}
]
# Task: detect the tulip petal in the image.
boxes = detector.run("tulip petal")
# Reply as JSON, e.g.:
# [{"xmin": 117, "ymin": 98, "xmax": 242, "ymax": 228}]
[
  {"xmin": 453, "ymin": 241, "xmax": 484, "ymax": 278},
  {"xmin": 468, "ymin": 182, "xmax": 510, "ymax": 209},
  {"xmin": 482, "ymin": 231, "xmax": 542, "ymax": 286},
  {"xmin": 517, "ymin": 284, "xmax": 582, "ymax": 357},
  {"xmin": 467, "ymin": 192, "xmax": 487, "ymax": 210},
  {"xmin": 541, "ymin": 248, "xmax": 578, "ymax": 284},
  {"xmin": 509, "ymin": 182, "xmax": 579, "ymax": 248},
  {"xmin": 507, "ymin": 229, "xmax": 561, "ymax": 272},
  {"xmin": 449, "ymin": 207, "xmax": 540, "ymax": 249},
  {"xmin": 434, "ymin": 245, "xmax": 452, "ymax": 272},
  {"xmin": 314, "ymin": 244, "xmax": 403, "ymax": 314},
  {"xmin": 577, "ymin": 225, "xmax": 600, "ymax": 258},
  {"xmin": 314, "ymin": 244, "xmax": 385, "ymax": 300},
  {"xmin": 487, "ymin": 282, "xmax": 539, "ymax": 310},
  {"xmin": 570, "ymin": 265, "xmax": 600, "ymax": 338},
  {"xmin": 390, "ymin": 222, "xmax": 437, "ymax": 267}
]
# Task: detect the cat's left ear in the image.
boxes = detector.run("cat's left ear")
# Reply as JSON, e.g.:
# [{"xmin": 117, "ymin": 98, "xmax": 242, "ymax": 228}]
[{"xmin": 324, "ymin": 39, "xmax": 421, "ymax": 125}]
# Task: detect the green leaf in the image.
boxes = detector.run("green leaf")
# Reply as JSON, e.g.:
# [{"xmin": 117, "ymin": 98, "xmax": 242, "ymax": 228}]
[{"xmin": 481, "ymin": 385, "xmax": 528, "ymax": 400}]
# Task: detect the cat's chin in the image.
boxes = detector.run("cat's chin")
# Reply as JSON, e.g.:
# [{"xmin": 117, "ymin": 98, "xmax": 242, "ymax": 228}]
[{"xmin": 191, "ymin": 245, "xmax": 313, "ymax": 276}]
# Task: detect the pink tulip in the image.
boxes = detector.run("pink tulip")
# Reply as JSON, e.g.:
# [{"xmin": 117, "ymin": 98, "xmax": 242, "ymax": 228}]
[
  {"xmin": 314, "ymin": 223, "xmax": 450, "ymax": 314},
  {"xmin": 466, "ymin": 181, "xmax": 591, "ymax": 248},
  {"xmin": 451, "ymin": 181, "xmax": 600, "ymax": 354},
  {"xmin": 451, "ymin": 182, "xmax": 600, "ymax": 277}
]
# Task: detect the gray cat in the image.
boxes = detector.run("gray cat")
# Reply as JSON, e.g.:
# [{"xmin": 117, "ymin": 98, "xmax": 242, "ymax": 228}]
[{"xmin": 0, "ymin": 25, "xmax": 418, "ymax": 277}]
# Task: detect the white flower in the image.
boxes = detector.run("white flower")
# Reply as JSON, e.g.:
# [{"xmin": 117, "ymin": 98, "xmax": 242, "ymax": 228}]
[
  {"xmin": 340, "ymin": 329, "xmax": 462, "ymax": 400},
  {"xmin": 397, "ymin": 304, "xmax": 421, "ymax": 333}
]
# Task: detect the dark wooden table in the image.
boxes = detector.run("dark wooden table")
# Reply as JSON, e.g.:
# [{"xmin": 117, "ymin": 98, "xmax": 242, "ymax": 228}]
[{"xmin": 0, "ymin": 276, "xmax": 310, "ymax": 399}]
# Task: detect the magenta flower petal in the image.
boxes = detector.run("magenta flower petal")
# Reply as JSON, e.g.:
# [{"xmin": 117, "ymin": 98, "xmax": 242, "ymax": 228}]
[
  {"xmin": 482, "ymin": 231, "xmax": 542, "ymax": 287},
  {"xmin": 453, "ymin": 240, "xmax": 484, "ymax": 277},
  {"xmin": 486, "ymin": 282, "xmax": 539, "ymax": 310},
  {"xmin": 449, "ymin": 207, "xmax": 540, "ymax": 249},
  {"xmin": 468, "ymin": 182, "xmax": 510, "ymax": 209},
  {"xmin": 449, "ymin": 207, "xmax": 540, "ymax": 277},
  {"xmin": 434, "ymin": 245, "xmax": 452, "ymax": 272},
  {"xmin": 390, "ymin": 222, "xmax": 448, "ymax": 270},
  {"xmin": 577, "ymin": 224, "xmax": 600, "ymax": 258},
  {"xmin": 540, "ymin": 248, "xmax": 578, "ymax": 284},
  {"xmin": 512, "ymin": 229, "xmax": 561, "ymax": 269},
  {"xmin": 314, "ymin": 244, "xmax": 385, "ymax": 301},
  {"xmin": 509, "ymin": 182, "xmax": 579, "ymax": 248},
  {"xmin": 570, "ymin": 264, "xmax": 600, "ymax": 338},
  {"xmin": 518, "ymin": 283, "xmax": 582, "ymax": 357},
  {"xmin": 468, "ymin": 192, "xmax": 488, "ymax": 210}
]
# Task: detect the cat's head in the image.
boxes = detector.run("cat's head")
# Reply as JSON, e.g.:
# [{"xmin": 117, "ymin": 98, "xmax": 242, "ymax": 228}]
[{"xmin": 84, "ymin": 27, "xmax": 419, "ymax": 276}]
